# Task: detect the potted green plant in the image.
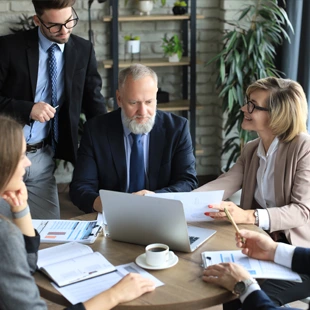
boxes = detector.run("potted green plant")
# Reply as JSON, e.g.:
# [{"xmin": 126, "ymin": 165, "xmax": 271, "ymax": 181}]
[
  {"xmin": 207, "ymin": 0, "xmax": 292, "ymax": 171},
  {"xmin": 125, "ymin": 0, "xmax": 166, "ymax": 6},
  {"xmin": 161, "ymin": 34, "xmax": 183, "ymax": 62},
  {"xmin": 124, "ymin": 35, "xmax": 141, "ymax": 54},
  {"xmin": 172, "ymin": 1, "xmax": 187, "ymax": 15},
  {"xmin": 124, "ymin": 0, "xmax": 166, "ymax": 15}
]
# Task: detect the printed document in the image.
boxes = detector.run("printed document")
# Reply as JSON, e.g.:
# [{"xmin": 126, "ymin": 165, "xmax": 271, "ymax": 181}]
[
  {"xmin": 52, "ymin": 262, "xmax": 164, "ymax": 305},
  {"xmin": 201, "ymin": 250, "xmax": 301, "ymax": 282},
  {"xmin": 33, "ymin": 214, "xmax": 103, "ymax": 244},
  {"xmin": 146, "ymin": 191, "xmax": 224, "ymax": 221}
]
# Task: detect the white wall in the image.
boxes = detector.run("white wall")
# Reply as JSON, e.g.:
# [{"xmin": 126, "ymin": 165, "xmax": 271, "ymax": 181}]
[{"xmin": 0, "ymin": 0, "xmax": 251, "ymax": 176}]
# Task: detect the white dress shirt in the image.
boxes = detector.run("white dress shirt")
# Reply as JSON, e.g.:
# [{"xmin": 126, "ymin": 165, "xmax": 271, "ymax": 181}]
[
  {"xmin": 254, "ymin": 137, "xmax": 279, "ymax": 230},
  {"xmin": 240, "ymin": 242, "xmax": 296, "ymax": 302}
]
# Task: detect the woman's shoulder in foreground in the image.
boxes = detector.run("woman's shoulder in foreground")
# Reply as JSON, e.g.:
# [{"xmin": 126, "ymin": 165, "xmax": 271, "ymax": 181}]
[
  {"xmin": 0, "ymin": 216, "xmax": 15, "ymax": 232},
  {"xmin": 0, "ymin": 216, "xmax": 21, "ymax": 244}
]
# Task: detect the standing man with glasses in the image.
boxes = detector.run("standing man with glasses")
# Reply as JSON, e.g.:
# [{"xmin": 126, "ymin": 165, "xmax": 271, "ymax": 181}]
[
  {"xmin": 0, "ymin": 0, "xmax": 107, "ymax": 219},
  {"xmin": 194, "ymin": 77, "xmax": 310, "ymax": 308}
]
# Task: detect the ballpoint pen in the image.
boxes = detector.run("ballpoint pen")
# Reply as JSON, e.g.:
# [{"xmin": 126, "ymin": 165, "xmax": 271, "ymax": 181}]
[{"xmin": 224, "ymin": 208, "xmax": 245, "ymax": 243}]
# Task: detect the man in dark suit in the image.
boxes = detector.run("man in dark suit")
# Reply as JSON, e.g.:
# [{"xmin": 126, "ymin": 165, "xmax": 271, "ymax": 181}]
[
  {"xmin": 70, "ymin": 64, "xmax": 198, "ymax": 213},
  {"xmin": 0, "ymin": 0, "xmax": 107, "ymax": 219},
  {"xmin": 202, "ymin": 229, "xmax": 310, "ymax": 310}
]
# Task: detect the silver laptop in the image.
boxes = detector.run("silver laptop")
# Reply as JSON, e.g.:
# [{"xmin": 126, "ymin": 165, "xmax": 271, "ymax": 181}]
[{"xmin": 99, "ymin": 190, "xmax": 216, "ymax": 252}]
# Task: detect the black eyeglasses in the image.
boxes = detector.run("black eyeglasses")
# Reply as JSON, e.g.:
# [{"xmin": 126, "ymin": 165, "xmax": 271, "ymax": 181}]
[
  {"xmin": 245, "ymin": 99, "xmax": 270, "ymax": 114},
  {"xmin": 37, "ymin": 8, "xmax": 79, "ymax": 34}
]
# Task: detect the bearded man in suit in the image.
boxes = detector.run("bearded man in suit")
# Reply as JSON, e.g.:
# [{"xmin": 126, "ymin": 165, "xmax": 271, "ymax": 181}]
[{"xmin": 70, "ymin": 64, "xmax": 198, "ymax": 213}]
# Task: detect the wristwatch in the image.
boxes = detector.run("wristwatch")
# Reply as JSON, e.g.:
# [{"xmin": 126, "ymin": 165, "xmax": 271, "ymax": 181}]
[
  {"xmin": 253, "ymin": 209, "xmax": 259, "ymax": 226},
  {"xmin": 233, "ymin": 278, "xmax": 258, "ymax": 296}
]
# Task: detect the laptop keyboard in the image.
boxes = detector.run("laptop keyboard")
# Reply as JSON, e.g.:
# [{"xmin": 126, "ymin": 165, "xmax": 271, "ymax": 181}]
[{"xmin": 189, "ymin": 236, "xmax": 199, "ymax": 244}]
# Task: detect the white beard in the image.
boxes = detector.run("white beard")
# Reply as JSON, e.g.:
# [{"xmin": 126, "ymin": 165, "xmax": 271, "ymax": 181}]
[{"xmin": 121, "ymin": 109, "xmax": 156, "ymax": 134}]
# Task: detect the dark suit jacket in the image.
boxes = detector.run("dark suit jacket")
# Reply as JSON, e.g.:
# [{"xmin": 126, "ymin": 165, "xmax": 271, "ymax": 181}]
[
  {"xmin": 243, "ymin": 247, "xmax": 310, "ymax": 310},
  {"xmin": 0, "ymin": 27, "xmax": 107, "ymax": 163},
  {"xmin": 70, "ymin": 109, "xmax": 198, "ymax": 213}
]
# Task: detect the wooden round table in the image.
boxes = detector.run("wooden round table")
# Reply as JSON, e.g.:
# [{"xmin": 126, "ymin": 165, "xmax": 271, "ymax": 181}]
[{"xmin": 34, "ymin": 214, "xmax": 263, "ymax": 309}]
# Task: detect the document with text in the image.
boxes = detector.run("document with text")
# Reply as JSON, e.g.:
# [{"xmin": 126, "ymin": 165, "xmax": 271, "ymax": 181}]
[
  {"xmin": 146, "ymin": 191, "xmax": 224, "ymax": 221},
  {"xmin": 52, "ymin": 262, "xmax": 164, "ymax": 305},
  {"xmin": 33, "ymin": 214, "xmax": 103, "ymax": 244},
  {"xmin": 201, "ymin": 250, "xmax": 301, "ymax": 282}
]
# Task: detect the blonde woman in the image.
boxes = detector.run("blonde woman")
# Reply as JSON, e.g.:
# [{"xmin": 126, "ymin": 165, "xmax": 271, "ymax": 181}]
[
  {"xmin": 0, "ymin": 115, "xmax": 155, "ymax": 309},
  {"xmin": 195, "ymin": 77, "xmax": 310, "ymax": 307}
]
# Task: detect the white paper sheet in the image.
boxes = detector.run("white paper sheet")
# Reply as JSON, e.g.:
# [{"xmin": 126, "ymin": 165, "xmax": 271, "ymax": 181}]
[
  {"xmin": 146, "ymin": 191, "xmax": 224, "ymax": 221},
  {"xmin": 52, "ymin": 262, "xmax": 164, "ymax": 305}
]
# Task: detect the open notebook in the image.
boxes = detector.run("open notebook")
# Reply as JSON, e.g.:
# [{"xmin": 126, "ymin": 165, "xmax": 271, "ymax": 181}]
[{"xmin": 37, "ymin": 242, "xmax": 116, "ymax": 287}]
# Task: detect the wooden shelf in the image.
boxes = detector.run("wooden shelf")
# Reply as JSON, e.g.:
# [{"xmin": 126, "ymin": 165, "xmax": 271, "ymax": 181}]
[
  {"xmin": 107, "ymin": 101, "xmax": 203, "ymax": 113},
  {"xmin": 103, "ymin": 14, "xmax": 204, "ymax": 22},
  {"xmin": 104, "ymin": 1, "xmax": 199, "ymax": 151},
  {"xmin": 195, "ymin": 144, "xmax": 204, "ymax": 156},
  {"xmin": 103, "ymin": 57, "xmax": 193, "ymax": 69},
  {"xmin": 157, "ymin": 100, "xmax": 203, "ymax": 111},
  {"xmin": 158, "ymin": 100, "xmax": 190, "ymax": 111}
]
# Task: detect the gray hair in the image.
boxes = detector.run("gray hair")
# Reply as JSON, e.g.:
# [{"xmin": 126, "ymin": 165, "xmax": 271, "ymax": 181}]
[{"xmin": 118, "ymin": 64, "xmax": 158, "ymax": 89}]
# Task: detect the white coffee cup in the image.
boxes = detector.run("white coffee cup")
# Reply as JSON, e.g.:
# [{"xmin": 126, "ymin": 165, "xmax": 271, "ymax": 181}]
[{"xmin": 145, "ymin": 243, "xmax": 174, "ymax": 267}]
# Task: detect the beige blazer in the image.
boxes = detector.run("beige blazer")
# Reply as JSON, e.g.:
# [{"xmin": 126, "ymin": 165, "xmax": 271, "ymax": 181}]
[{"xmin": 196, "ymin": 133, "xmax": 310, "ymax": 247}]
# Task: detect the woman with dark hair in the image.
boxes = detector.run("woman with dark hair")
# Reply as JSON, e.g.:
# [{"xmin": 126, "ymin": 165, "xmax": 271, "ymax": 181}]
[
  {"xmin": 196, "ymin": 77, "xmax": 310, "ymax": 307},
  {"xmin": 0, "ymin": 115, "xmax": 155, "ymax": 310}
]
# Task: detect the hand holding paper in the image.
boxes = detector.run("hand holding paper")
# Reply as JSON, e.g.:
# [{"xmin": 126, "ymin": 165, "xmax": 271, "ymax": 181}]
[
  {"xmin": 205, "ymin": 201, "xmax": 254, "ymax": 224},
  {"xmin": 145, "ymin": 191, "xmax": 224, "ymax": 222}
]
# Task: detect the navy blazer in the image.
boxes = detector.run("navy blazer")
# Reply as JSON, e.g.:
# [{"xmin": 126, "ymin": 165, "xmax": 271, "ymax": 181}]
[
  {"xmin": 243, "ymin": 247, "xmax": 310, "ymax": 310},
  {"xmin": 70, "ymin": 109, "xmax": 198, "ymax": 213},
  {"xmin": 0, "ymin": 27, "xmax": 107, "ymax": 163}
]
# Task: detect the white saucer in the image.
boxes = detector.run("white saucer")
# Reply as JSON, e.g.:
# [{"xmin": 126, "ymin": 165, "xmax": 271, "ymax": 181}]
[{"xmin": 135, "ymin": 253, "xmax": 179, "ymax": 270}]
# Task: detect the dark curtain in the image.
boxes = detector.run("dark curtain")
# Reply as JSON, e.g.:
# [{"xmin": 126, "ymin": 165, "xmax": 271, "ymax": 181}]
[{"xmin": 276, "ymin": 0, "xmax": 310, "ymax": 128}]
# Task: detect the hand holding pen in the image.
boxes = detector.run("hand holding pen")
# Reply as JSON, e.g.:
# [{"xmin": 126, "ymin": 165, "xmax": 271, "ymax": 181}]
[
  {"xmin": 235, "ymin": 229, "xmax": 278, "ymax": 262},
  {"xmin": 30, "ymin": 102, "xmax": 59, "ymax": 123},
  {"xmin": 224, "ymin": 208, "xmax": 245, "ymax": 243}
]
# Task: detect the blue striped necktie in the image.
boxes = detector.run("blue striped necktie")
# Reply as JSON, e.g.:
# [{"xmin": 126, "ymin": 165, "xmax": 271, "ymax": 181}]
[
  {"xmin": 129, "ymin": 133, "xmax": 145, "ymax": 193},
  {"xmin": 48, "ymin": 44, "xmax": 59, "ymax": 149}
]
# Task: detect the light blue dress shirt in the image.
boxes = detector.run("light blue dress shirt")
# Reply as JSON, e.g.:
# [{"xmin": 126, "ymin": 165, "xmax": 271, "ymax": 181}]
[{"xmin": 23, "ymin": 28, "xmax": 65, "ymax": 144}]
